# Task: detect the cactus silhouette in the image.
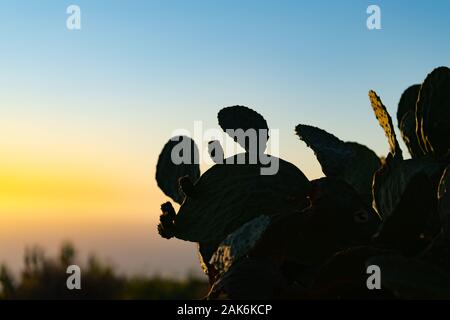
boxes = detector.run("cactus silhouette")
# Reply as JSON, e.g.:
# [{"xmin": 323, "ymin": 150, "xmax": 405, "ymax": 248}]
[
  {"xmin": 416, "ymin": 67, "xmax": 450, "ymax": 157},
  {"xmin": 154, "ymin": 67, "xmax": 450, "ymax": 299},
  {"xmin": 296, "ymin": 124, "xmax": 381, "ymax": 205},
  {"xmin": 398, "ymin": 84, "xmax": 422, "ymax": 158}
]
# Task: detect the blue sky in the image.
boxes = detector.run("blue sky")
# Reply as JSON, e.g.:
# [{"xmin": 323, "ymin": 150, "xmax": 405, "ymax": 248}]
[
  {"xmin": 2, "ymin": 0, "xmax": 450, "ymax": 155},
  {"xmin": 0, "ymin": 0, "xmax": 449, "ymax": 275}
]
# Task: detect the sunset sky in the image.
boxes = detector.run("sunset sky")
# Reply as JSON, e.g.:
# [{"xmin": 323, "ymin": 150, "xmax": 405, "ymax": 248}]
[{"xmin": 1, "ymin": 0, "xmax": 450, "ymax": 277}]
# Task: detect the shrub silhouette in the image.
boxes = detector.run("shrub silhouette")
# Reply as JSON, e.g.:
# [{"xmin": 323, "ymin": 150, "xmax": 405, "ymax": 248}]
[{"xmin": 0, "ymin": 243, "xmax": 208, "ymax": 300}]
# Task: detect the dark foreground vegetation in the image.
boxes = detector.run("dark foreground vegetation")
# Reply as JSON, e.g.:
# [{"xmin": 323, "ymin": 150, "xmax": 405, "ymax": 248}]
[{"xmin": 0, "ymin": 243, "xmax": 209, "ymax": 300}]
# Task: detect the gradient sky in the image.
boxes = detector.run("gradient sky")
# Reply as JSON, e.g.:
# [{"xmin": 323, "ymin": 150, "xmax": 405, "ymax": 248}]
[{"xmin": 1, "ymin": 0, "xmax": 449, "ymax": 277}]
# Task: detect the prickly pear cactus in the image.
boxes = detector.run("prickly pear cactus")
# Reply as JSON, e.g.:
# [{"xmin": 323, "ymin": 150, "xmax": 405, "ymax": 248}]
[
  {"xmin": 397, "ymin": 84, "xmax": 421, "ymax": 126},
  {"xmin": 369, "ymin": 90, "xmax": 403, "ymax": 159},
  {"xmin": 416, "ymin": 66, "xmax": 450, "ymax": 157},
  {"xmin": 280, "ymin": 178, "xmax": 380, "ymax": 265},
  {"xmin": 295, "ymin": 124, "xmax": 380, "ymax": 204},
  {"xmin": 153, "ymin": 68, "xmax": 450, "ymax": 300},
  {"xmin": 156, "ymin": 136, "xmax": 200, "ymax": 204},
  {"xmin": 174, "ymin": 154, "xmax": 311, "ymax": 244},
  {"xmin": 372, "ymin": 157, "xmax": 442, "ymax": 219},
  {"xmin": 218, "ymin": 105, "xmax": 269, "ymax": 153},
  {"xmin": 207, "ymin": 257, "xmax": 292, "ymax": 300},
  {"xmin": 210, "ymin": 215, "xmax": 272, "ymax": 276},
  {"xmin": 372, "ymin": 172, "xmax": 434, "ymax": 255},
  {"xmin": 397, "ymin": 85, "xmax": 422, "ymax": 158},
  {"xmin": 246, "ymin": 178, "xmax": 381, "ymax": 268},
  {"xmin": 304, "ymin": 246, "xmax": 394, "ymax": 299}
]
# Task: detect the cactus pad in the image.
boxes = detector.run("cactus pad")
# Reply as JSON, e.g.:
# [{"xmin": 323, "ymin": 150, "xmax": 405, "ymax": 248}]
[
  {"xmin": 252, "ymin": 178, "xmax": 381, "ymax": 267},
  {"xmin": 156, "ymin": 136, "xmax": 200, "ymax": 204},
  {"xmin": 207, "ymin": 257, "xmax": 291, "ymax": 300},
  {"xmin": 295, "ymin": 124, "xmax": 380, "ymax": 204},
  {"xmin": 397, "ymin": 85, "xmax": 422, "ymax": 158},
  {"xmin": 210, "ymin": 215, "xmax": 272, "ymax": 276},
  {"xmin": 172, "ymin": 154, "xmax": 311, "ymax": 245},
  {"xmin": 372, "ymin": 157, "xmax": 442, "ymax": 219},
  {"xmin": 372, "ymin": 172, "xmax": 434, "ymax": 255},
  {"xmin": 218, "ymin": 105, "xmax": 269, "ymax": 152},
  {"xmin": 369, "ymin": 90, "xmax": 403, "ymax": 159},
  {"xmin": 416, "ymin": 66, "xmax": 450, "ymax": 157},
  {"xmin": 284, "ymin": 178, "xmax": 380, "ymax": 265}
]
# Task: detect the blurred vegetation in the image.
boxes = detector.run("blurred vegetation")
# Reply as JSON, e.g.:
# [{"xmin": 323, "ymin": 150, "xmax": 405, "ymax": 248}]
[{"xmin": 0, "ymin": 242, "xmax": 209, "ymax": 300}]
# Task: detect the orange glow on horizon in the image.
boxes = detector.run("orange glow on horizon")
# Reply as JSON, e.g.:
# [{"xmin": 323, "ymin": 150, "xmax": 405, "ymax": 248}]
[{"xmin": 0, "ymin": 148, "xmax": 163, "ymax": 219}]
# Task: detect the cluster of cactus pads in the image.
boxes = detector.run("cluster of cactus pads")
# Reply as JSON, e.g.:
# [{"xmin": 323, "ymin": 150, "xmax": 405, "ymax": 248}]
[{"xmin": 155, "ymin": 67, "xmax": 450, "ymax": 299}]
